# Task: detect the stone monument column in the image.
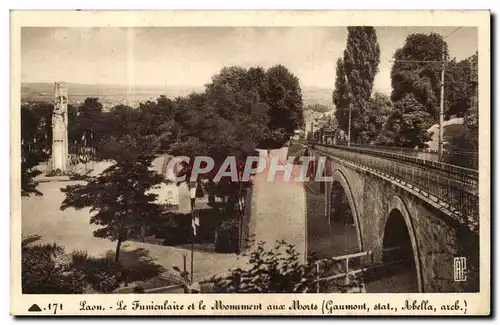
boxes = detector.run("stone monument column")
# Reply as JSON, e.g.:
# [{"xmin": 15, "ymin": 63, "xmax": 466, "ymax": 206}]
[{"xmin": 51, "ymin": 82, "xmax": 69, "ymax": 172}]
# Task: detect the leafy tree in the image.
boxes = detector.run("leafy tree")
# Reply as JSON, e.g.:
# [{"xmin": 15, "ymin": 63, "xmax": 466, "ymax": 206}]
[
  {"xmin": 262, "ymin": 65, "xmax": 304, "ymax": 148},
  {"xmin": 391, "ymin": 33, "xmax": 447, "ymax": 117},
  {"xmin": 170, "ymin": 67, "xmax": 269, "ymax": 166},
  {"xmin": 136, "ymin": 96, "xmax": 176, "ymax": 138},
  {"xmin": 445, "ymin": 58, "xmax": 473, "ymax": 119},
  {"xmin": 21, "ymin": 104, "xmax": 51, "ymax": 196},
  {"xmin": 333, "ymin": 27, "xmax": 380, "ymax": 144},
  {"xmin": 169, "ymin": 69, "xmax": 268, "ymax": 218},
  {"xmin": 75, "ymin": 97, "xmax": 104, "ymax": 144},
  {"xmin": 377, "ymin": 93, "xmax": 434, "ymax": 148},
  {"xmin": 386, "ymin": 33, "xmax": 448, "ymax": 147},
  {"xmin": 61, "ymin": 135, "xmax": 170, "ymax": 264},
  {"xmin": 361, "ymin": 92, "xmax": 392, "ymax": 144}
]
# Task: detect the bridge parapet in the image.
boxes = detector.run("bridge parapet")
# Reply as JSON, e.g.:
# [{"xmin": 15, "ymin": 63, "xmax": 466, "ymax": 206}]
[
  {"xmin": 307, "ymin": 143, "xmax": 479, "ymax": 233},
  {"xmin": 307, "ymin": 141, "xmax": 478, "ymax": 179}
]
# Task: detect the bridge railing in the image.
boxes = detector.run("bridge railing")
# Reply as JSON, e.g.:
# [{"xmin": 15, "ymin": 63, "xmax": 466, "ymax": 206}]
[
  {"xmin": 310, "ymin": 247, "xmax": 405, "ymax": 293},
  {"xmin": 307, "ymin": 141, "xmax": 478, "ymax": 179},
  {"xmin": 310, "ymin": 144, "xmax": 479, "ymax": 232},
  {"xmin": 346, "ymin": 144, "xmax": 478, "ymax": 170}
]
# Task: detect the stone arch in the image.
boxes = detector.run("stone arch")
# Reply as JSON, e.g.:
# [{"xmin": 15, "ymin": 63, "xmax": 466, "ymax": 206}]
[
  {"xmin": 385, "ymin": 195, "xmax": 424, "ymax": 292},
  {"xmin": 329, "ymin": 168, "xmax": 364, "ymax": 251}
]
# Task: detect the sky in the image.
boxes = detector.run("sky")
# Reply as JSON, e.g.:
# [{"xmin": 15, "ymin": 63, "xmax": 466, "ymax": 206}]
[{"xmin": 21, "ymin": 26, "xmax": 478, "ymax": 95}]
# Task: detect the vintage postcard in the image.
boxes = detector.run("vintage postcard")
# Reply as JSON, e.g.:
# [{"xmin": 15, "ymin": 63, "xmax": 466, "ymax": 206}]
[{"xmin": 11, "ymin": 10, "xmax": 490, "ymax": 316}]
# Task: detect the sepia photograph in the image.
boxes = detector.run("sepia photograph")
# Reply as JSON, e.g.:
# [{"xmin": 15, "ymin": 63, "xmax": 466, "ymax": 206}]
[{"xmin": 10, "ymin": 10, "xmax": 490, "ymax": 316}]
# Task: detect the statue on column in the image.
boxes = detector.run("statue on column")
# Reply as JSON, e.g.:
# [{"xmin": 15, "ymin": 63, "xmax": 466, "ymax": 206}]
[{"xmin": 51, "ymin": 82, "xmax": 69, "ymax": 173}]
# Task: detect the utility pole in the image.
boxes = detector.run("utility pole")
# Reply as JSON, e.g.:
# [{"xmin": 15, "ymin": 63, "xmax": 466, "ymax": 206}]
[
  {"xmin": 347, "ymin": 103, "xmax": 352, "ymax": 147},
  {"xmin": 438, "ymin": 42, "xmax": 446, "ymax": 162}
]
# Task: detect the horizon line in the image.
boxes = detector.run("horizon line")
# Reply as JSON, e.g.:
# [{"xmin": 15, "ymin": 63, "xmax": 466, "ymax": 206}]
[{"xmin": 21, "ymin": 80, "xmax": 343, "ymax": 91}]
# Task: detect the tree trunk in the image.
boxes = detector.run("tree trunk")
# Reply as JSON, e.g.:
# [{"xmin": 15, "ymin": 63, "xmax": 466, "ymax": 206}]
[{"xmin": 115, "ymin": 237, "xmax": 123, "ymax": 264}]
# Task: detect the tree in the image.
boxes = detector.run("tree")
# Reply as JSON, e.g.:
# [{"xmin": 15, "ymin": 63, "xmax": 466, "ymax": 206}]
[
  {"xmin": 445, "ymin": 58, "xmax": 473, "ymax": 119},
  {"xmin": 61, "ymin": 135, "xmax": 169, "ymax": 264},
  {"xmin": 21, "ymin": 103, "xmax": 51, "ymax": 196},
  {"xmin": 169, "ymin": 68, "xmax": 268, "ymax": 213},
  {"xmin": 75, "ymin": 97, "xmax": 104, "ymax": 144},
  {"xmin": 444, "ymin": 52, "xmax": 478, "ymax": 120},
  {"xmin": 377, "ymin": 93, "xmax": 434, "ymax": 148},
  {"xmin": 261, "ymin": 65, "xmax": 304, "ymax": 148},
  {"xmin": 333, "ymin": 27, "xmax": 380, "ymax": 144},
  {"xmin": 387, "ymin": 33, "xmax": 448, "ymax": 147},
  {"xmin": 361, "ymin": 92, "xmax": 392, "ymax": 144}
]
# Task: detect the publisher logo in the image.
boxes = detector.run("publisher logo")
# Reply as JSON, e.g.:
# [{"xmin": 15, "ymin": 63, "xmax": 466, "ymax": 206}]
[{"xmin": 454, "ymin": 257, "xmax": 467, "ymax": 282}]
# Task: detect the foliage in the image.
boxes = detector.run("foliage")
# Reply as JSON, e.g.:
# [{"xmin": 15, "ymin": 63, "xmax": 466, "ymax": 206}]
[
  {"xmin": 386, "ymin": 33, "xmax": 447, "ymax": 147},
  {"xmin": 75, "ymin": 97, "xmax": 104, "ymax": 144},
  {"xmin": 391, "ymin": 33, "xmax": 447, "ymax": 117},
  {"xmin": 377, "ymin": 93, "xmax": 434, "ymax": 148},
  {"xmin": 211, "ymin": 241, "xmax": 363, "ymax": 293},
  {"xmin": 360, "ymin": 92, "xmax": 392, "ymax": 144},
  {"xmin": 263, "ymin": 65, "xmax": 304, "ymax": 147},
  {"xmin": 444, "ymin": 52, "xmax": 478, "ymax": 120},
  {"xmin": 21, "ymin": 104, "xmax": 50, "ymax": 196},
  {"xmin": 333, "ymin": 27, "xmax": 380, "ymax": 143},
  {"xmin": 22, "ymin": 239, "xmax": 86, "ymax": 294},
  {"xmin": 71, "ymin": 251, "xmax": 120, "ymax": 293},
  {"xmin": 212, "ymin": 241, "xmax": 312, "ymax": 293},
  {"xmin": 21, "ymin": 102, "xmax": 53, "ymax": 148}
]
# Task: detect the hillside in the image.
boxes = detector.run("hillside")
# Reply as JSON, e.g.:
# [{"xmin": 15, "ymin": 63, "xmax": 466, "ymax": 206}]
[
  {"xmin": 21, "ymin": 83, "xmax": 204, "ymax": 109},
  {"xmin": 301, "ymin": 86, "xmax": 333, "ymax": 107}
]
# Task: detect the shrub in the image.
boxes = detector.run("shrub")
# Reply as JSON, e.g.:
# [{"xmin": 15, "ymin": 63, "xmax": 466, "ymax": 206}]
[
  {"xmin": 211, "ymin": 241, "xmax": 363, "ymax": 293},
  {"xmin": 71, "ymin": 251, "xmax": 121, "ymax": 293},
  {"xmin": 212, "ymin": 241, "xmax": 311, "ymax": 293},
  {"xmin": 22, "ymin": 242, "xmax": 86, "ymax": 294}
]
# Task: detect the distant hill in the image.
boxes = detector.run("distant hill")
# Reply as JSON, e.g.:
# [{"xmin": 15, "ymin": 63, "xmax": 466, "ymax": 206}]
[
  {"xmin": 21, "ymin": 82, "xmax": 333, "ymax": 109},
  {"xmin": 21, "ymin": 82, "xmax": 204, "ymax": 109},
  {"xmin": 302, "ymin": 86, "xmax": 333, "ymax": 108}
]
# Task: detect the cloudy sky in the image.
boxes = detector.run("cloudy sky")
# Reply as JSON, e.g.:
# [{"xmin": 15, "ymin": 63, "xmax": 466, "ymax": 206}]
[{"xmin": 21, "ymin": 26, "xmax": 477, "ymax": 94}]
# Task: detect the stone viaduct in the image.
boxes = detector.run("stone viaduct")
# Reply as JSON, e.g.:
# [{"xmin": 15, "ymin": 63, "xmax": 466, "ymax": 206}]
[{"xmin": 307, "ymin": 143, "xmax": 480, "ymax": 293}]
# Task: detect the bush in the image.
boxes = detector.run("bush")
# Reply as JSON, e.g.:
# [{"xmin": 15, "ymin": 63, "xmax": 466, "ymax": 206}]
[
  {"xmin": 211, "ymin": 241, "xmax": 364, "ymax": 293},
  {"xmin": 212, "ymin": 240, "xmax": 312, "ymax": 293},
  {"xmin": 22, "ymin": 242, "xmax": 86, "ymax": 294},
  {"xmin": 71, "ymin": 251, "xmax": 121, "ymax": 293}
]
